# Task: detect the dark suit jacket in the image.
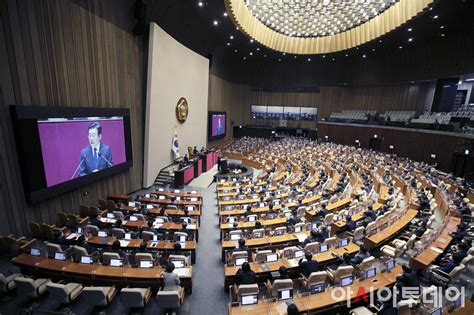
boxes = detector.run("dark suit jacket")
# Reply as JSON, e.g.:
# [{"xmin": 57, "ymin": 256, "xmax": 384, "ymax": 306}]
[
  {"xmin": 79, "ymin": 143, "xmax": 113, "ymax": 176},
  {"xmin": 396, "ymin": 271, "xmax": 420, "ymax": 288},
  {"xmin": 299, "ymin": 259, "xmax": 318, "ymax": 278},
  {"xmin": 236, "ymin": 269, "xmax": 256, "ymax": 285}
]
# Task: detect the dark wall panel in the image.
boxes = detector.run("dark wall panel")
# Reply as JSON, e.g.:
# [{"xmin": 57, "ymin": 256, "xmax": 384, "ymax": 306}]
[{"xmin": 0, "ymin": 0, "xmax": 145, "ymax": 236}]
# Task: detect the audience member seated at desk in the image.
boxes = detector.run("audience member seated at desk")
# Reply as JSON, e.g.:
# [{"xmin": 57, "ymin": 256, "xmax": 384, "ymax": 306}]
[
  {"xmin": 450, "ymin": 223, "xmax": 469, "ymax": 243},
  {"xmin": 336, "ymin": 216, "xmax": 356, "ymax": 236},
  {"xmin": 350, "ymin": 245, "xmax": 370, "ymax": 265},
  {"xmin": 396, "ymin": 265, "xmax": 420, "ymax": 290},
  {"xmin": 77, "ymin": 235, "xmax": 97, "ymax": 255},
  {"xmin": 236, "ymin": 262, "xmax": 256, "ymax": 285},
  {"xmin": 314, "ymin": 204, "xmax": 328, "ymax": 219},
  {"xmin": 275, "ymin": 266, "xmax": 289, "ymax": 280},
  {"xmin": 447, "ymin": 239, "xmax": 470, "ymax": 262},
  {"xmin": 232, "ymin": 239, "xmax": 248, "ymax": 254},
  {"xmin": 244, "ymin": 206, "xmax": 253, "ymax": 218},
  {"xmin": 162, "ymin": 262, "xmax": 181, "ymax": 292},
  {"xmin": 52, "ymin": 228, "xmax": 77, "ymax": 246},
  {"xmin": 302, "ymin": 229, "xmax": 319, "ymax": 246},
  {"xmin": 299, "ymin": 252, "xmax": 318, "ymax": 278},
  {"xmin": 414, "ymin": 222, "xmax": 428, "ymax": 238},
  {"xmin": 89, "ymin": 210, "xmax": 104, "ymax": 228},
  {"xmin": 365, "ymin": 206, "xmax": 377, "ymax": 221},
  {"xmin": 179, "ymin": 222, "xmax": 193, "ymax": 241},
  {"xmin": 109, "ymin": 240, "xmax": 126, "ymax": 259},
  {"xmin": 267, "ymin": 204, "xmax": 276, "ymax": 218},
  {"xmin": 287, "ymin": 210, "xmax": 301, "ymax": 226},
  {"xmin": 328, "ymin": 252, "xmax": 352, "ymax": 271}
]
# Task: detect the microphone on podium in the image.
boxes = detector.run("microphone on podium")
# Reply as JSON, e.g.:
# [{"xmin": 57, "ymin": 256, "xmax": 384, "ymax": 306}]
[
  {"xmin": 98, "ymin": 152, "xmax": 113, "ymax": 167},
  {"xmin": 71, "ymin": 158, "xmax": 85, "ymax": 179}
]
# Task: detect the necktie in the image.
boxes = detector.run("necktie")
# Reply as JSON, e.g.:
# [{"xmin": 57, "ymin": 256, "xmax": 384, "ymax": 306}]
[{"xmin": 94, "ymin": 148, "xmax": 98, "ymax": 169}]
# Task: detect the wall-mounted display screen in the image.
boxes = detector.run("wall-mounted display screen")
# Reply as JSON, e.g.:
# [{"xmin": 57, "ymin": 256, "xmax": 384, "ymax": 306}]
[
  {"xmin": 208, "ymin": 111, "xmax": 226, "ymax": 141},
  {"xmin": 250, "ymin": 105, "xmax": 317, "ymax": 121},
  {"xmin": 10, "ymin": 106, "xmax": 133, "ymax": 203}
]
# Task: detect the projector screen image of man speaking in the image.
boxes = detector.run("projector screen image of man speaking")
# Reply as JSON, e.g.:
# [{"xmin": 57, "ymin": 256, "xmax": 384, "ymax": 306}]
[{"xmin": 79, "ymin": 122, "xmax": 113, "ymax": 176}]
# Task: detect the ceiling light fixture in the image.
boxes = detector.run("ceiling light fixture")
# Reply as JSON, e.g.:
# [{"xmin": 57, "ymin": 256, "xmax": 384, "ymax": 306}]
[
  {"xmin": 408, "ymin": 28, "xmax": 412, "ymax": 32},
  {"xmin": 230, "ymin": 35, "xmax": 234, "ymax": 40},
  {"xmin": 408, "ymin": 38, "xmax": 413, "ymax": 42},
  {"xmin": 223, "ymin": 12, "xmax": 228, "ymax": 17},
  {"xmin": 198, "ymin": 1, "xmax": 203, "ymax": 7},
  {"xmin": 213, "ymin": 20, "xmax": 218, "ymax": 26}
]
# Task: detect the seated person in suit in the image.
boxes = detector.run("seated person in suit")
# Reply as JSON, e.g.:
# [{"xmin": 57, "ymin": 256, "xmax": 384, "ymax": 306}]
[
  {"xmin": 180, "ymin": 222, "xmax": 193, "ymax": 241},
  {"xmin": 336, "ymin": 216, "xmax": 356, "ymax": 235},
  {"xmin": 315, "ymin": 204, "xmax": 328, "ymax": 219},
  {"xmin": 236, "ymin": 262, "xmax": 256, "ymax": 285},
  {"xmin": 244, "ymin": 206, "xmax": 253, "ymax": 218},
  {"xmin": 88, "ymin": 209, "xmax": 103, "ymax": 228},
  {"xmin": 162, "ymin": 262, "xmax": 182, "ymax": 292},
  {"xmin": 350, "ymin": 245, "xmax": 370, "ymax": 265},
  {"xmin": 79, "ymin": 122, "xmax": 113, "ymax": 176},
  {"xmin": 396, "ymin": 265, "xmax": 420, "ymax": 290},
  {"xmin": 288, "ymin": 211, "xmax": 301, "ymax": 226},
  {"xmin": 302, "ymin": 229, "xmax": 318, "ymax": 246},
  {"xmin": 145, "ymin": 220, "xmax": 159, "ymax": 235},
  {"xmin": 414, "ymin": 222, "xmax": 427, "ymax": 238},
  {"xmin": 328, "ymin": 252, "xmax": 352, "ymax": 271},
  {"xmin": 76, "ymin": 235, "xmax": 97, "ymax": 255},
  {"xmin": 235, "ymin": 238, "xmax": 248, "ymax": 252},
  {"xmin": 299, "ymin": 252, "xmax": 318, "ymax": 278},
  {"xmin": 365, "ymin": 206, "xmax": 377, "ymax": 221},
  {"xmin": 275, "ymin": 266, "xmax": 289, "ymax": 280},
  {"xmin": 109, "ymin": 240, "xmax": 126, "ymax": 259},
  {"xmin": 255, "ymin": 221, "xmax": 263, "ymax": 229}
]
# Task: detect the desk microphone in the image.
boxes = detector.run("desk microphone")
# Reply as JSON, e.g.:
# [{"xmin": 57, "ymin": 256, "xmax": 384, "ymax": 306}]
[
  {"xmin": 98, "ymin": 152, "xmax": 113, "ymax": 167},
  {"xmin": 71, "ymin": 158, "xmax": 85, "ymax": 179}
]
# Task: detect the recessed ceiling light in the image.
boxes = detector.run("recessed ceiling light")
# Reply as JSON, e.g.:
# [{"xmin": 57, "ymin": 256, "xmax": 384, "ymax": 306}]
[
  {"xmin": 408, "ymin": 28, "xmax": 412, "ymax": 32},
  {"xmin": 249, "ymin": 52, "xmax": 253, "ymax": 55},
  {"xmin": 227, "ymin": 42, "xmax": 230, "ymax": 46},
  {"xmin": 362, "ymin": 54, "xmax": 366, "ymax": 58},
  {"xmin": 408, "ymin": 38, "xmax": 413, "ymax": 42},
  {"xmin": 278, "ymin": 58, "xmax": 281, "ymax": 61},
  {"xmin": 322, "ymin": 55, "xmax": 326, "ymax": 58},
  {"xmin": 345, "ymin": 54, "xmax": 348, "ymax": 57},
  {"xmin": 236, "ymin": 27, "xmax": 239, "ymax": 30},
  {"xmin": 198, "ymin": 1, "xmax": 203, "ymax": 7},
  {"xmin": 223, "ymin": 12, "xmax": 228, "ymax": 17},
  {"xmin": 440, "ymin": 33, "xmax": 445, "ymax": 37},
  {"xmin": 243, "ymin": 57, "xmax": 246, "ymax": 60},
  {"xmin": 294, "ymin": 56, "xmax": 297, "ymax": 59},
  {"xmin": 356, "ymin": 47, "xmax": 359, "ymax": 50},
  {"xmin": 213, "ymin": 20, "xmax": 218, "ymax": 26},
  {"xmin": 440, "ymin": 25, "xmax": 445, "ymax": 29},
  {"xmin": 250, "ymin": 39, "xmax": 254, "ymax": 43},
  {"xmin": 372, "ymin": 48, "xmax": 375, "ymax": 51},
  {"xmin": 307, "ymin": 58, "xmax": 311, "ymax": 61},
  {"xmin": 411, "ymin": 81, "xmax": 415, "ymax": 84},
  {"xmin": 433, "ymin": 15, "xmax": 439, "ymax": 19},
  {"xmin": 332, "ymin": 58, "xmax": 335, "ymax": 61},
  {"xmin": 399, "ymin": 46, "xmax": 403, "ymax": 49},
  {"xmin": 283, "ymin": 52, "xmax": 286, "ymax": 55},
  {"xmin": 230, "ymin": 36, "xmax": 234, "ymax": 40},
  {"xmin": 234, "ymin": 49, "xmax": 238, "ymax": 52},
  {"xmin": 379, "ymin": 40, "xmax": 382, "ymax": 43},
  {"xmin": 256, "ymin": 48, "xmax": 260, "ymax": 51},
  {"xmin": 264, "ymin": 55, "xmax": 267, "ymax": 58}
]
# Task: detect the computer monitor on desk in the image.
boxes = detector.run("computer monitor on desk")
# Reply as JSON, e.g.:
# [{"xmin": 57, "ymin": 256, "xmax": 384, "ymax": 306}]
[
  {"xmin": 54, "ymin": 252, "xmax": 66, "ymax": 261},
  {"xmin": 385, "ymin": 259, "xmax": 395, "ymax": 272},
  {"xmin": 140, "ymin": 260, "xmax": 153, "ymax": 268},
  {"xmin": 30, "ymin": 248, "xmax": 41, "ymax": 256},
  {"xmin": 235, "ymin": 257, "xmax": 247, "ymax": 266},
  {"xmin": 365, "ymin": 267, "xmax": 376, "ymax": 279},
  {"xmin": 340, "ymin": 275, "xmax": 353, "ymax": 287},
  {"xmin": 81, "ymin": 256, "xmax": 92, "ymax": 264},
  {"xmin": 110, "ymin": 259, "xmax": 123, "ymax": 267},
  {"xmin": 241, "ymin": 294, "xmax": 258, "ymax": 306},
  {"xmin": 294, "ymin": 250, "xmax": 304, "ymax": 259},
  {"xmin": 319, "ymin": 244, "xmax": 328, "ymax": 253},
  {"xmin": 98, "ymin": 231, "xmax": 107, "ymax": 237},
  {"xmin": 338, "ymin": 239, "xmax": 348, "ymax": 247},
  {"xmin": 230, "ymin": 234, "xmax": 241, "ymax": 240},
  {"xmin": 278, "ymin": 289, "xmax": 293, "ymax": 301},
  {"xmin": 266, "ymin": 253, "xmax": 278, "ymax": 263},
  {"xmin": 311, "ymin": 283, "xmax": 325, "ymax": 294},
  {"xmin": 170, "ymin": 259, "xmax": 185, "ymax": 269}
]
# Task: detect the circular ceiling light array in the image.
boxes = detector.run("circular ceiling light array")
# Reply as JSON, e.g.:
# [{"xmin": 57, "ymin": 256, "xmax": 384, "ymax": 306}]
[{"xmin": 244, "ymin": 0, "xmax": 399, "ymax": 38}]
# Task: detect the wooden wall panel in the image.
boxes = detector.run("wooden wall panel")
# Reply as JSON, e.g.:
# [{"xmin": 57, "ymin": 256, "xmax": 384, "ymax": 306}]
[
  {"xmin": 209, "ymin": 74, "xmax": 436, "ymax": 135},
  {"xmin": 0, "ymin": 0, "xmax": 144, "ymax": 236}
]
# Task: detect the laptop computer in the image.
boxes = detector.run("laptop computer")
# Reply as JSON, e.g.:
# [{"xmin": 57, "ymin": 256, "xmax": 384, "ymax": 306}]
[
  {"xmin": 30, "ymin": 248, "xmax": 41, "ymax": 256},
  {"xmin": 98, "ymin": 231, "xmax": 107, "ymax": 237},
  {"xmin": 385, "ymin": 259, "xmax": 395, "ymax": 272},
  {"xmin": 128, "ymin": 202, "xmax": 135, "ymax": 207},
  {"xmin": 338, "ymin": 239, "xmax": 348, "ymax": 247},
  {"xmin": 54, "ymin": 252, "xmax": 66, "ymax": 261},
  {"xmin": 124, "ymin": 233, "xmax": 132, "ymax": 240},
  {"xmin": 130, "ymin": 216, "xmax": 138, "ymax": 221}
]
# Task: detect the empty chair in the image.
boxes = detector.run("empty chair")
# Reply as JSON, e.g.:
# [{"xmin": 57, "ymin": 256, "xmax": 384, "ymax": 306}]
[
  {"xmin": 255, "ymin": 250, "xmax": 273, "ymax": 263},
  {"xmin": 279, "ymin": 246, "xmax": 301, "ymax": 259},
  {"xmin": 47, "ymin": 282, "xmax": 83, "ymax": 304},
  {"xmin": 252, "ymin": 228, "xmax": 265, "ymax": 239},
  {"xmin": 304, "ymin": 242, "xmax": 320, "ymax": 254},
  {"xmin": 113, "ymin": 211, "xmax": 125, "ymax": 221},
  {"xmin": 40, "ymin": 224, "xmax": 55, "ymax": 241},
  {"xmin": 156, "ymin": 288, "xmax": 184, "ymax": 313},
  {"xmin": 79, "ymin": 205, "xmax": 90, "ymax": 218},
  {"xmin": 67, "ymin": 214, "xmax": 87, "ymax": 227},
  {"xmin": 112, "ymin": 228, "xmax": 126, "ymax": 239},
  {"xmin": 304, "ymin": 271, "xmax": 329, "ymax": 290},
  {"xmin": 57, "ymin": 212, "xmax": 68, "ymax": 227},
  {"xmin": 323, "ymin": 237, "xmax": 337, "ymax": 248},
  {"xmin": 135, "ymin": 253, "xmax": 154, "ymax": 265},
  {"xmin": 461, "ymin": 255, "xmax": 473, "ymax": 267},
  {"xmin": 46, "ymin": 243, "xmax": 64, "ymax": 258},
  {"xmin": 0, "ymin": 273, "xmax": 22, "ymax": 294},
  {"xmin": 232, "ymin": 283, "xmax": 259, "ymax": 303},
  {"xmin": 71, "ymin": 245, "xmax": 93, "ymax": 262},
  {"xmin": 98, "ymin": 199, "xmax": 107, "ymax": 210},
  {"xmin": 28, "ymin": 222, "xmax": 42, "ymax": 239},
  {"xmin": 324, "ymin": 214, "xmax": 334, "ymax": 226},
  {"xmin": 174, "ymin": 232, "xmax": 188, "ymax": 242},
  {"xmin": 120, "ymin": 287, "xmax": 152, "ymax": 308},
  {"xmin": 381, "ymin": 242, "xmax": 404, "ymax": 258},
  {"xmin": 142, "ymin": 231, "xmax": 156, "ymax": 241},
  {"xmin": 85, "ymin": 225, "xmax": 99, "ymax": 236},
  {"xmin": 81, "ymin": 286, "xmax": 117, "ymax": 307},
  {"xmin": 229, "ymin": 230, "xmax": 243, "ymax": 240},
  {"xmin": 230, "ymin": 251, "xmax": 248, "ymax": 265},
  {"xmin": 365, "ymin": 222, "xmax": 377, "ymax": 236},
  {"xmin": 267, "ymin": 279, "xmax": 293, "ymax": 298},
  {"xmin": 328, "ymin": 265, "xmax": 354, "ymax": 284},
  {"xmin": 14, "ymin": 277, "xmax": 50, "ymax": 298},
  {"xmin": 106, "ymin": 200, "xmax": 116, "ymax": 211},
  {"xmin": 274, "ymin": 226, "xmax": 286, "ymax": 236},
  {"xmin": 348, "ymin": 226, "xmax": 365, "ymax": 243},
  {"xmin": 102, "ymin": 252, "xmax": 121, "ymax": 265}
]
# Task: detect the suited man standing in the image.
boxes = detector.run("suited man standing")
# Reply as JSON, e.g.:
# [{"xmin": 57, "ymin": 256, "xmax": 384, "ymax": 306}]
[{"xmin": 79, "ymin": 122, "xmax": 113, "ymax": 176}]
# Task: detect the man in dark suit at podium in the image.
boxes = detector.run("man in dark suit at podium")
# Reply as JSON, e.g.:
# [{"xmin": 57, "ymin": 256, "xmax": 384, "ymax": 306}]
[{"xmin": 79, "ymin": 122, "xmax": 113, "ymax": 176}]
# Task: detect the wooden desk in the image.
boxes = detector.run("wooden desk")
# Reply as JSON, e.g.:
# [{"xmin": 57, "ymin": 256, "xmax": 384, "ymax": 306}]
[
  {"xmin": 410, "ymin": 216, "xmax": 461, "ymax": 272},
  {"xmin": 229, "ymin": 265, "xmax": 402, "ymax": 314},
  {"xmin": 155, "ymin": 191, "xmax": 203, "ymax": 199},
  {"xmin": 86, "ymin": 237, "xmax": 197, "ymax": 263},
  {"xmin": 123, "ymin": 221, "xmax": 200, "ymax": 242},
  {"xmin": 364, "ymin": 209, "xmax": 418, "ymax": 250},
  {"xmin": 330, "ymin": 203, "xmax": 383, "ymax": 236},
  {"xmin": 139, "ymin": 197, "xmax": 202, "ymax": 207},
  {"xmin": 12, "ymin": 253, "xmax": 193, "ymax": 293}
]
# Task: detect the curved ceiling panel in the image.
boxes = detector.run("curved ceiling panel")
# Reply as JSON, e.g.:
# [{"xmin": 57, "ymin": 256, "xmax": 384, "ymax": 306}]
[{"xmin": 225, "ymin": 0, "xmax": 434, "ymax": 54}]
